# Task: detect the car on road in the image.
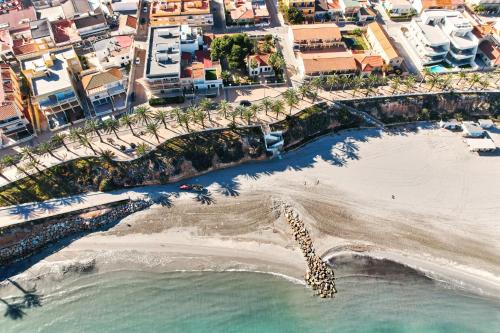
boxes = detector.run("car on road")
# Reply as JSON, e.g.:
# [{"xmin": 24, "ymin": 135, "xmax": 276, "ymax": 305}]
[
  {"xmin": 239, "ymin": 100, "xmax": 251, "ymax": 107},
  {"xmin": 135, "ymin": 57, "xmax": 140, "ymax": 65},
  {"xmin": 143, "ymin": 6, "xmax": 148, "ymax": 12}
]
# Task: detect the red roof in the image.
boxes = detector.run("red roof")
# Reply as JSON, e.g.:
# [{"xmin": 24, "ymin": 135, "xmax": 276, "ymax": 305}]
[
  {"xmin": 115, "ymin": 35, "xmax": 133, "ymax": 48},
  {"xmin": 0, "ymin": 103, "xmax": 18, "ymax": 121},
  {"xmin": 249, "ymin": 54, "xmax": 271, "ymax": 66},
  {"xmin": 195, "ymin": 50, "xmax": 213, "ymax": 68},
  {"xmin": 479, "ymin": 40, "xmax": 500, "ymax": 66},
  {"xmin": 125, "ymin": 15, "xmax": 137, "ymax": 29}
]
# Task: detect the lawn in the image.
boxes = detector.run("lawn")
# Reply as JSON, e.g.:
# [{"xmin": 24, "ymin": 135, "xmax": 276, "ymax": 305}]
[{"xmin": 342, "ymin": 35, "xmax": 369, "ymax": 51}]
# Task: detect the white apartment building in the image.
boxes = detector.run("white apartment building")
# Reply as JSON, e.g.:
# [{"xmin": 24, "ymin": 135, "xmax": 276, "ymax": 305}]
[
  {"xmin": 21, "ymin": 48, "xmax": 86, "ymax": 131},
  {"xmin": 409, "ymin": 10, "xmax": 479, "ymax": 67},
  {"xmin": 144, "ymin": 25, "xmax": 222, "ymax": 98}
]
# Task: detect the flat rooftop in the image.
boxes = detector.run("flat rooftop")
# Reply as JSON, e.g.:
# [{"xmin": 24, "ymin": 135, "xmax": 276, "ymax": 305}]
[
  {"xmin": 22, "ymin": 49, "xmax": 76, "ymax": 96},
  {"xmin": 414, "ymin": 19, "xmax": 448, "ymax": 45},
  {"xmin": 146, "ymin": 26, "xmax": 181, "ymax": 79}
]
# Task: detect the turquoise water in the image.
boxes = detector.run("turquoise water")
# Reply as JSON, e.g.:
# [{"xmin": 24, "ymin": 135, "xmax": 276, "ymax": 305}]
[{"xmin": 2, "ymin": 270, "xmax": 500, "ymax": 332}]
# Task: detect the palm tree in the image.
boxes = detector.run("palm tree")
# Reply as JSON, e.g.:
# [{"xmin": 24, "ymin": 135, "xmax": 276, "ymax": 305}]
[
  {"xmin": 326, "ymin": 75, "xmax": 339, "ymax": 91},
  {"xmin": 170, "ymin": 107, "xmax": 182, "ymax": 124},
  {"xmin": 310, "ymin": 77, "xmax": 322, "ymax": 94},
  {"xmin": 272, "ymin": 99, "xmax": 285, "ymax": 118},
  {"xmin": 179, "ymin": 113, "xmax": 191, "ymax": 132},
  {"xmin": 2, "ymin": 155, "xmax": 31, "ymax": 179},
  {"xmin": 153, "ymin": 109, "xmax": 169, "ymax": 129},
  {"xmin": 390, "ymin": 77, "xmax": 402, "ymax": 94},
  {"xmin": 283, "ymin": 88, "xmax": 299, "ymax": 114},
  {"xmin": 0, "ymin": 160, "xmax": 10, "ymax": 182},
  {"xmin": 218, "ymin": 100, "xmax": 232, "ymax": 119},
  {"xmin": 51, "ymin": 133, "xmax": 69, "ymax": 152},
  {"xmin": 85, "ymin": 119, "xmax": 103, "ymax": 142},
  {"xmin": 146, "ymin": 122, "xmax": 161, "ymax": 142},
  {"xmin": 403, "ymin": 75, "xmax": 416, "ymax": 93},
  {"xmin": 249, "ymin": 104, "xmax": 261, "ymax": 119},
  {"xmin": 351, "ymin": 77, "xmax": 363, "ymax": 97},
  {"xmin": 229, "ymin": 109, "xmax": 238, "ymax": 124},
  {"xmin": 135, "ymin": 143, "xmax": 149, "ymax": 157},
  {"xmin": 134, "ymin": 106, "xmax": 151, "ymax": 125},
  {"xmin": 120, "ymin": 114, "xmax": 136, "ymax": 136},
  {"xmin": 235, "ymin": 105, "xmax": 246, "ymax": 118},
  {"xmin": 469, "ymin": 73, "xmax": 481, "ymax": 90},
  {"xmin": 242, "ymin": 108, "xmax": 255, "ymax": 125},
  {"xmin": 99, "ymin": 149, "xmax": 116, "ymax": 164},
  {"xmin": 198, "ymin": 97, "xmax": 213, "ymax": 122},
  {"xmin": 261, "ymin": 97, "xmax": 272, "ymax": 116},
  {"xmin": 20, "ymin": 146, "xmax": 36, "ymax": 162},
  {"xmin": 479, "ymin": 80, "xmax": 490, "ymax": 91},
  {"xmin": 193, "ymin": 108, "xmax": 207, "ymax": 128},
  {"xmin": 427, "ymin": 75, "xmax": 441, "ymax": 91},
  {"xmin": 68, "ymin": 128, "xmax": 82, "ymax": 144},
  {"xmin": 102, "ymin": 118, "xmax": 121, "ymax": 139},
  {"xmin": 36, "ymin": 142, "xmax": 60, "ymax": 161},
  {"xmin": 77, "ymin": 130, "xmax": 97, "ymax": 155},
  {"xmin": 24, "ymin": 158, "xmax": 43, "ymax": 174},
  {"xmin": 457, "ymin": 71, "xmax": 467, "ymax": 87},
  {"xmin": 299, "ymin": 82, "xmax": 311, "ymax": 100},
  {"xmin": 422, "ymin": 67, "xmax": 432, "ymax": 83}
]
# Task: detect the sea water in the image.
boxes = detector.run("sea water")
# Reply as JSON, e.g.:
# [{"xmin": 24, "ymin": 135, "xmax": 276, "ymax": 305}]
[{"xmin": 1, "ymin": 270, "xmax": 500, "ymax": 333}]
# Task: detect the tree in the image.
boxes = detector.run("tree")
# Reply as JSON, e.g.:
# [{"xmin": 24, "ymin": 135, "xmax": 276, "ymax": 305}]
[
  {"xmin": 242, "ymin": 108, "xmax": 255, "ymax": 125},
  {"xmin": 179, "ymin": 113, "xmax": 191, "ymax": 132},
  {"xmin": 249, "ymin": 104, "xmax": 261, "ymax": 121},
  {"xmin": 120, "ymin": 114, "xmax": 136, "ymax": 136},
  {"xmin": 2, "ymin": 155, "xmax": 31, "ymax": 179},
  {"xmin": 0, "ymin": 160, "xmax": 10, "ymax": 182},
  {"xmin": 198, "ymin": 98, "xmax": 213, "ymax": 122},
  {"xmin": 299, "ymin": 82, "xmax": 311, "ymax": 100},
  {"xmin": 285, "ymin": 7, "xmax": 304, "ymax": 24},
  {"xmin": 74, "ymin": 129, "xmax": 97, "ymax": 155},
  {"xmin": 51, "ymin": 133, "xmax": 69, "ymax": 152},
  {"xmin": 235, "ymin": 105, "xmax": 247, "ymax": 119},
  {"xmin": 20, "ymin": 146, "xmax": 36, "ymax": 162},
  {"xmin": 427, "ymin": 75, "xmax": 442, "ymax": 91},
  {"xmin": 102, "ymin": 118, "xmax": 120, "ymax": 139},
  {"xmin": 136, "ymin": 143, "xmax": 149, "ymax": 157},
  {"xmin": 457, "ymin": 71, "xmax": 467, "ymax": 87},
  {"xmin": 218, "ymin": 100, "xmax": 232, "ymax": 119},
  {"xmin": 403, "ymin": 75, "xmax": 416, "ymax": 93},
  {"xmin": 261, "ymin": 97, "xmax": 273, "ymax": 116},
  {"xmin": 469, "ymin": 73, "xmax": 481, "ymax": 90},
  {"xmin": 193, "ymin": 108, "xmax": 207, "ymax": 128},
  {"xmin": 326, "ymin": 75, "xmax": 339, "ymax": 91},
  {"xmin": 134, "ymin": 106, "xmax": 152, "ymax": 125},
  {"xmin": 390, "ymin": 77, "xmax": 402, "ymax": 94},
  {"xmin": 170, "ymin": 107, "xmax": 182, "ymax": 124},
  {"xmin": 85, "ymin": 119, "xmax": 103, "ymax": 142},
  {"xmin": 36, "ymin": 142, "xmax": 60, "ymax": 161},
  {"xmin": 351, "ymin": 77, "xmax": 363, "ymax": 97},
  {"xmin": 268, "ymin": 52, "xmax": 285, "ymax": 75},
  {"xmin": 250, "ymin": 58, "xmax": 259, "ymax": 70},
  {"xmin": 283, "ymin": 88, "xmax": 299, "ymax": 114},
  {"xmin": 99, "ymin": 149, "xmax": 116, "ymax": 165},
  {"xmin": 229, "ymin": 109, "xmax": 238, "ymax": 124},
  {"xmin": 210, "ymin": 34, "xmax": 254, "ymax": 70},
  {"xmin": 146, "ymin": 122, "xmax": 161, "ymax": 143},
  {"xmin": 272, "ymin": 99, "xmax": 285, "ymax": 118},
  {"xmin": 69, "ymin": 128, "xmax": 82, "ymax": 143},
  {"xmin": 153, "ymin": 109, "xmax": 169, "ymax": 129}
]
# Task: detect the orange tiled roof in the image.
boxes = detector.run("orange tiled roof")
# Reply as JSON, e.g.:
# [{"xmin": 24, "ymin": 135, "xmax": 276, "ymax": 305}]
[
  {"xmin": 231, "ymin": 5, "xmax": 254, "ymax": 20},
  {"xmin": 292, "ymin": 23, "xmax": 342, "ymax": 42},
  {"xmin": 249, "ymin": 54, "xmax": 271, "ymax": 66},
  {"xmin": 0, "ymin": 103, "xmax": 18, "ymax": 122},
  {"xmin": 479, "ymin": 40, "xmax": 500, "ymax": 66},
  {"xmin": 354, "ymin": 54, "xmax": 384, "ymax": 71},
  {"xmin": 421, "ymin": 0, "xmax": 463, "ymax": 9},
  {"xmin": 301, "ymin": 51, "xmax": 357, "ymax": 74},
  {"xmin": 125, "ymin": 15, "xmax": 137, "ymax": 29}
]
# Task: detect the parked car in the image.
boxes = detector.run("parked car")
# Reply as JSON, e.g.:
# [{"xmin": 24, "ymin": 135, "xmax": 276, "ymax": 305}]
[
  {"xmin": 143, "ymin": 6, "xmax": 148, "ymax": 12},
  {"xmin": 135, "ymin": 57, "xmax": 140, "ymax": 65},
  {"xmin": 239, "ymin": 100, "xmax": 251, "ymax": 107}
]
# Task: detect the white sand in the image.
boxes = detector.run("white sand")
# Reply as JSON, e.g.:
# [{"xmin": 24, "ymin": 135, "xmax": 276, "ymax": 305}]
[{"xmin": 10, "ymin": 126, "xmax": 500, "ymax": 297}]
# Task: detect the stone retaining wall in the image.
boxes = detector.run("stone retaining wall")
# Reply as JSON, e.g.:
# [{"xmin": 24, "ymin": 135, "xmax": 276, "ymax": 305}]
[{"xmin": 0, "ymin": 200, "xmax": 152, "ymax": 265}]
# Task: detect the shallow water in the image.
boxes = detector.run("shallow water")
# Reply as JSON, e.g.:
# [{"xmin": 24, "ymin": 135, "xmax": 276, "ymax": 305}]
[{"xmin": 1, "ymin": 270, "xmax": 500, "ymax": 333}]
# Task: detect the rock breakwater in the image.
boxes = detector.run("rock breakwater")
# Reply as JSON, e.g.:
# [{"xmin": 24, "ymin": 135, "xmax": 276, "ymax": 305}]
[
  {"xmin": 0, "ymin": 200, "xmax": 152, "ymax": 265},
  {"xmin": 283, "ymin": 205, "xmax": 336, "ymax": 298}
]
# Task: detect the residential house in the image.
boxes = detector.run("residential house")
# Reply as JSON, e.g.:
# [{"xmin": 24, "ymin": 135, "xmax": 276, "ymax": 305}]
[
  {"xmin": 226, "ymin": 0, "xmax": 271, "ymax": 25},
  {"xmin": 357, "ymin": 5, "xmax": 377, "ymax": 22},
  {"xmin": 61, "ymin": 0, "xmax": 92, "ymax": 19},
  {"xmin": 21, "ymin": 48, "xmax": 86, "ymax": 131},
  {"xmin": 384, "ymin": 0, "xmax": 414, "ymax": 15},
  {"xmin": 339, "ymin": 0, "xmax": 361, "ymax": 16},
  {"xmin": 289, "ymin": 23, "xmax": 344, "ymax": 51},
  {"xmin": 118, "ymin": 15, "xmax": 138, "ymax": 34},
  {"xmin": 366, "ymin": 22, "xmax": 404, "ymax": 68},
  {"xmin": 285, "ymin": 0, "xmax": 316, "ymax": 19},
  {"xmin": 247, "ymin": 54, "xmax": 274, "ymax": 77},
  {"xmin": 0, "ymin": 7, "xmax": 37, "ymax": 34},
  {"xmin": 51, "ymin": 19, "xmax": 82, "ymax": 46},
  {"xmin": 181, "ymin": 50, "xmax": 223, "ymax": 97},
  {"xmin": 73, "ymin": 8, "xmax": 109, "ymax": 38},
  {"xmin": 409, "ymin": 0, "xmax": 464, "ymax": 13},
  {"xmin": 0, "ymin": 64, "xmax": 33, "ymax": 147},
  {"xmin": 0, "ymin": 29, "xmax": 17, "ymax": 66},
  {"xmin": 82, "ymin": 68, "xmax": 127, "ymax": 116},
  {"xmin": 145, "ymin": 25, "xmax": 222, "ymax": 99},
  {"xmin": 111, "ymin": 0, "xmax": 140, "ymax": 14},
  {"xmin": 408, "ymin": 10, "xmax": 478, "ymax": 67},
  {"xmin": 477, "ymin": 39, "xmax": 500, "ymax": 67},
  {"xmin": 150, "ymin": 0, "xmax": 213, "ymax": 27},
  {"xmin": 29, "ymin": 19, "xmax": 56, "ymax": 52},
  {"xmin": 93, "ymin": 35, "xmax": 134, "ymax": 69},
  {"xmin": 354, "ymin": 54, "xmax": 384, "ymax": 75},
  {"xmin": 298, "ymin": 51, "xmax": 357, "ymax": 77}
]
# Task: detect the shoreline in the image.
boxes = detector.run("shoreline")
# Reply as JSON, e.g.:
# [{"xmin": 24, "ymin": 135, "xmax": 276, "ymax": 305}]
[{"xmin": 2, "ymin": 126, "xmax": 500, "ymax": 302}]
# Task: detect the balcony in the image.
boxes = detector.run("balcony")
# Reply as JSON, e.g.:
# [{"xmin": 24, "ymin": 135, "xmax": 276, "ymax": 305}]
[
  {"xmin": 38, "ymin": 90, "xmax": 77, "ymax": 108},
  {"xmin": 107, "ymin": 84, "xmax": 126, "ymax": 96}
]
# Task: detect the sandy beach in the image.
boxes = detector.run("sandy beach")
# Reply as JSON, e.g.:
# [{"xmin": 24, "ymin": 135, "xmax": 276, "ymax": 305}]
[{"xmin": 6, "ymin": 126, "xmax": 500, "ymax": 298}]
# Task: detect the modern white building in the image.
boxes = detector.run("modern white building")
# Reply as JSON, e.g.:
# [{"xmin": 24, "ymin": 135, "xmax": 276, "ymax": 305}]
[
  {"xmin": 384, "ymin": 0, "xmax": 414, "ymax": 15},
  {"xmin": 409, "ymin": 10, "xmax": 479, "ymax": 67}
]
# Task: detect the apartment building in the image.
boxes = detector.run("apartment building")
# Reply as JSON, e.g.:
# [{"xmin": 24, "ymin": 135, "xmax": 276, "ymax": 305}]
[
  {"xmin": 150, "ymin": 0, "xmax": 214, "ymax": 27},
  {"xmin": 289, "ymin": 23, "xmax": 344, "ymax": 51},
  {"xmin": 21, "ymin": 48, "xmax": 86, "ymax": 131},
  {"xmin": 366, "ymin": 22, "xmax": 404, "ymax": 68},
  {"xmin": 0, "ymin": 64, "xmax": 33, "ymax": 147},
  {"xmin": 144, "ymin": 25, "xmax": 222, "ymax": 99},
  {"xmin": 409, "ymin": 0, "xmax": 464, "ymax": 13},
  {"xmin": 285, "ymin": 0, "xmax": 316, "ymax": 18},
  {"xmin": 408, "ymin": 10, "xmax": 478, "ymax": 67},
  {"xmin": 82, "ymin": 68, "xmax": 127, "ymax": 116},
  {"xmin": 93, "ymin": 35, "xmax": 134, "ymax": 70}
]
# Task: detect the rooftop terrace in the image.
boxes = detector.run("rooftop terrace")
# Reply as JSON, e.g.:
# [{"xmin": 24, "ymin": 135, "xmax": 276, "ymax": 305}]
[{"xmin": 146, "ymin": 26, "xmax": 181, "ymax": 79}]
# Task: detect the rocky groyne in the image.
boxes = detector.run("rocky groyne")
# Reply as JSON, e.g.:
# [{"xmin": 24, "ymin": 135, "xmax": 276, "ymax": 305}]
[
  {"xmin": 283, "ymin": 205, "xmax": 336, "ymax": 298},
  {"xmin": 0, "ymin": 200, "xmax": 152, "ymax": 265}
]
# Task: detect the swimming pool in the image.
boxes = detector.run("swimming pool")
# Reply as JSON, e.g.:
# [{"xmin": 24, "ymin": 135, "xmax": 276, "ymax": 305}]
[{"xmin": 427, "ymin": 64, "xmax": 448, "ymax": 73}]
